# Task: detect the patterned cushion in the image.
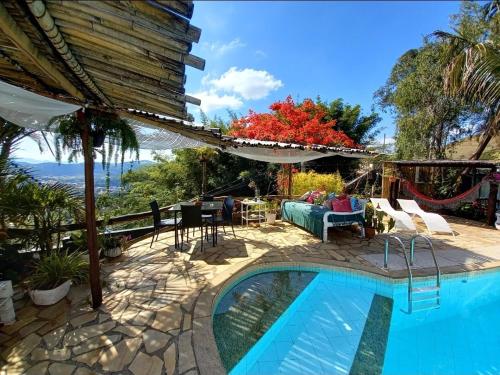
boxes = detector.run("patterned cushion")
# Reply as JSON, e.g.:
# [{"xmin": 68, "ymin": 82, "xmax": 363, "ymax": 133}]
[
  {"xmin": 331, "ymin": 197, "xmax": 352, "ymax": 212},
  {"xmin": 323, "ymin": 198, "xmax": 334, "ymax": 210},
  {"xmin": 350, "ymin": 197, "xmax": 362, "ymax": 211},
  {"xmin": 327, "ymin": 192, "xmax": 336, "ymax": 200},
  {"xmin": 306, "ymin": 190, "xmax": 322, "ymax": 204},
  {"xmin": 298, "ymin": 191, "xmax": 311, "ymax": 201}
]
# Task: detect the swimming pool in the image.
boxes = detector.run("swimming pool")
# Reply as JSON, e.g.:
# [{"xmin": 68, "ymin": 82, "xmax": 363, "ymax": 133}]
[{"xmin": 213, "ymin": 267, "xmax": 500, "ymax": 375}]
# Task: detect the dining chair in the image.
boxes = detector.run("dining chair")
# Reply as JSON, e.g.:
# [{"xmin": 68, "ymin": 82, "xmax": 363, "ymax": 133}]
[
  {"xmin": 150, "ymin": 200, "xmax": 180, "ymax": 248},
  {"xmin": 179, "ymin": 204, "xmax": 211, "ymax": 252},
  {"xmin": 208, "ymin": 196, "xmax": 236, "ymax": 238}
]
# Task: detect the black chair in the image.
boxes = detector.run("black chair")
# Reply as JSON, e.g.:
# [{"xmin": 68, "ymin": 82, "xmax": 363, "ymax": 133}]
[
  {"xmin": 209, "ymin": 196, "xmax": 236, "ymax": 238},
  {"xmin": 150, "ymin": 200, "xmax": 180, "ymax": 248},
  {"xmin": 179, "ymin": 204, "xmax": 211, "ymax": 252}
]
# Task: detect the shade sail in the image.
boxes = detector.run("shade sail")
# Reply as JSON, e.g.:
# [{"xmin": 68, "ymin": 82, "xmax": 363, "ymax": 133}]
[
  {"xmin": 0, "ymin": 80, "xmax": 80, "ymax": 128},
  {"xmin": 0, "ymin": 80, "xmax": 375, "ymax": 160}
]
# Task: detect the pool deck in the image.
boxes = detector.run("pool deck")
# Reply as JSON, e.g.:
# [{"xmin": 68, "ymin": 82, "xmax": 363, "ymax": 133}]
[{"xmin": 1, "ymin": 216, "xmax": 499, "ymax": 375}]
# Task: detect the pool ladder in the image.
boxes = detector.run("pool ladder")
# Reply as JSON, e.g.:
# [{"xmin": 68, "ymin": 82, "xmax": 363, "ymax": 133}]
[{"xmin": 384, "ymin": 234, "xmax": 441, "ymax": 314}]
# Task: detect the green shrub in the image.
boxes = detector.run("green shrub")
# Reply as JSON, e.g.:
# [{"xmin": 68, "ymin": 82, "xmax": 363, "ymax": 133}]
[
  {"xmin": 27, "ymin": 251, "xmax": 88, "ymax": 290},
  {"xmin": 291, "ymin": 171, "xmax": 344, "ymax": 195}
]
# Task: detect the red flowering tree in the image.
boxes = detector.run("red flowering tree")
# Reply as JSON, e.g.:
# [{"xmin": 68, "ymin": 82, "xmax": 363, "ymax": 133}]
[{"xmin": 229, "ymin": 96, "xmax": 358, "ymax": 148}]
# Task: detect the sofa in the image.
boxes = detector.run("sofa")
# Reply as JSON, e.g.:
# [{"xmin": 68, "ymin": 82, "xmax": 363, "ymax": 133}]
[{"xmin": 281, "ymin": 199, "xmax": 367, "ymax": 241}]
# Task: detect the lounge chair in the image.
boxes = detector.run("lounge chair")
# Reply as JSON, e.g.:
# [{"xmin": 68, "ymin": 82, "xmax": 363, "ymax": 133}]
[
  {"xmin": 397, "ymin": 199, "xmax": 454, "ymax": 236},
  {"xmin": 370, "ymin": 198, "xmax": 417, "ymax": 232}
]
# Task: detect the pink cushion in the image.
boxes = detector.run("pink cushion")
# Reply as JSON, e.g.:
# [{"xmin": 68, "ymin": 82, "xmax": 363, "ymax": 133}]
[
  {"xmin": 331, "ymin": 197, "xmax": 352, "ymax": 212},
  {"xmin": 306, "ymin": 190, "xmax": 321, "ymax": 203}
]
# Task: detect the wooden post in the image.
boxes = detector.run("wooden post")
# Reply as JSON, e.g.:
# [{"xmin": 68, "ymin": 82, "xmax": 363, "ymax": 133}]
[
  {"xmin": 487, "ymin": 181, "xmax": 498, "ymax": 226},
  {"xmin": 80, "ymin": 110, "xmax": 102, "ymax": 308},
  {"xmin": 287, "ymin": 164, "xmax": 293, "ymax": 198}
]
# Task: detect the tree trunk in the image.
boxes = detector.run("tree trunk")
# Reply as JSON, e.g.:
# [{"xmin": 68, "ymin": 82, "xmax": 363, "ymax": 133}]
[{"xmin": 80, "ymin": 110, "xmax": 102, "ymax": 309}]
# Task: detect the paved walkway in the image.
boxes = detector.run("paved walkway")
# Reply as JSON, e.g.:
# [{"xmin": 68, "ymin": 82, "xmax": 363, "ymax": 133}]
[{"xmin": 1, "ymin": 217, "xmax": 499, "ymax": 375}]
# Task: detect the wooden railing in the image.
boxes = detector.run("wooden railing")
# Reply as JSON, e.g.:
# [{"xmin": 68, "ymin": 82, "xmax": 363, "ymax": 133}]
[{"xmin": 6, "ymin": 195, "xmax": 294, "ymax": 237}]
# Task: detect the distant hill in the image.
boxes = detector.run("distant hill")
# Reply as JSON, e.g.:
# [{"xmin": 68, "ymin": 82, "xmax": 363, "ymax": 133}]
[
  {"xmin": 447, "ymin": 134, "xmax": 500, "ymax": 160},
  {"xmin": 14, "ymin": 160, "xmax": 154, "ymax": 193}
]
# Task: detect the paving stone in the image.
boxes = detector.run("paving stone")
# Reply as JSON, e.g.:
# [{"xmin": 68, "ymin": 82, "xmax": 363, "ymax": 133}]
[
  {"xmin": 113, "ymin": 325, "xmax": 146, "ymax": 337},
  {"xmin": 48, "ymin": 362, "xmax": 76, "ymax": 375},
  {"xmin": 183, "ymin": 313, "xmax": 192, "ymax": 331},
  {"xmin": 31, "ymin": 347, "xmax": 71, "ymax": 361},
  {"xmin": 98, "ymin": 337, "xmax": 142, "ymax": 372},
  {"xmin": 133, "ymin": 309, "xmax": 154, "ymax": 326},
  {"xmin": 143, "ymin": 329, "xmax": 169, "ymax": 354},
  {"xmin": 98, "ymin": 313, "xmax": 110, "ymax": 323},
  {"xmin": 129, "ymin": 351, "xmax": 163, "ymax": 375},
  {"xmin": 178, "ymin": 331, "xmax": 196, "ymax": 373},
  {"xmin": 74, "ymin": 368, "xmax": 102, "ymax": 375},
  {"xmin": 163, "ymin": 342, "xmax": 176, "ymax": 375},
  {"xmin": 0, "ymin": 315, "xmax": 37, "ymax": 336},
  {"xmin": 70, "ymin": 311, "xmax": 98, "ymax": 328},
  {"xmin": 43, "ymin": 323, "xmax": 68, "ymax": 349},
  {"xmin": 1, "ymin": 333, "xmax": 41, "ymax": 362},
  {"xmin": 24, "ymin": 361, "xmax": 50, "ymax": 375},
  {"xmin": 72, "ymin": 334, "xmax": 121, "ymax": 356},
  {"xmin": 63, "ymin": 321, "xmax": 116, "ymax": 346},
  {"xmin": 38, "ymin": 313, "xmax": 69, "ymax": 336},
  {"xmin": 151, "ymin": 304, "xmax": 182, "ymax": 332},
  {"xmin": 18, "ymin": 320, "xmax": 48, "ymax": 337},
  {"xmin": 73, "ymin": 347, "xmax": 103, "ymax": 366},
  {"xmin": 38, "ymin": 300, "xmax": 69, "ymax": 320}
]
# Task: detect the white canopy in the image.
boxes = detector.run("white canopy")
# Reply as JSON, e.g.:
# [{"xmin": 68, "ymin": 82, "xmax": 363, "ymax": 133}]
[{"xmin": 0, "ymin": 80, "xmax": 373, "ymax": 162}]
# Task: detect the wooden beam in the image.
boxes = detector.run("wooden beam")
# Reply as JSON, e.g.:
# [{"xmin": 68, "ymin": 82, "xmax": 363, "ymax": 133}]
[
  {"xmin": 27, "ymin": 0, "xmax": 113, "ymax": 107},
  {"xmin": 0, "ymin": 2, "xmax": 85, "ymax": 100},
  {"xmin": 487, "ymin": 180, "xmax": 499, "ymax": 226},
  {"xmin": 119, "ymin": 110, "xmax": 223, "ymax": 146},
  {"xmin": 80, "ymin": 110, "xmax": 102, "ymax": 308}
]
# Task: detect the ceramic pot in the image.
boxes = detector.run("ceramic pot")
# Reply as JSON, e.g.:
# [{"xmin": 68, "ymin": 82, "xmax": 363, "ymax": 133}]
[
  {"xmin": 103, "ymin": 247, "xmax": 122, "ymax": 258},
  {"xmin": 29, "ymin": 280, "xmax": 71, "ymax": 306},
  {"xmin": 265, "ymin": 212, "xmax": 276, "ymax": 224}
]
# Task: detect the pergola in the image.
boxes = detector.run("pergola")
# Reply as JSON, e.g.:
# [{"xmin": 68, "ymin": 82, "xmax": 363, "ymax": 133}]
[{"xmin": 0, "ymin": 1, "xmax": 374, "ymax": 308}]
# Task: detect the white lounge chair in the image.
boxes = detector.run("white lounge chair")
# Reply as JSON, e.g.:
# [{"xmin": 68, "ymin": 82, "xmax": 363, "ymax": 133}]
[
  {"xmin": 370, "ymin": 198, "xmax": 417, "ymax": 232},
  {"xmin": 397, "ymin": 199, "xmax": 455, "ymax": 236}
]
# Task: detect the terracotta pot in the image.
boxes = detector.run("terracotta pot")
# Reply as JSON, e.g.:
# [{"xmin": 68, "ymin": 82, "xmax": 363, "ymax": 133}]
[{"xmin": 365, "ymin": 227, "xmax": 376, "ymax": 239}]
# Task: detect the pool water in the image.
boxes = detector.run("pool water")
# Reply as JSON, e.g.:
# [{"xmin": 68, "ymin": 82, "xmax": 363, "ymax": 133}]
[{"xmin": 213, "ymin": 268, "xmax": 500, "ymax": 375}]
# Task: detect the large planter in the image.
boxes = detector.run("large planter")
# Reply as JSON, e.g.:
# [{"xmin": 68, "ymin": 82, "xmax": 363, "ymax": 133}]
[
  {"xmin": 265, "ymin": 212, "xmax": 277, "ymax": 224},
  {"xmin": 29, "ymin": 280, "xmax": 72, "ymax": 306},
  {"xmin": 103, "ymin": 247, "xmax": 122, "ymax": 258},
  {"xmin": 496, "ymin": 212, "xmax": 500, "ymax": 230}
]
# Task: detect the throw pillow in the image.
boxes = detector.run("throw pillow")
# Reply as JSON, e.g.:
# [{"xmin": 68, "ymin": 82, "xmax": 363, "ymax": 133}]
[
  {"xmin": 306, "ymin": 190, "xmax": 321, "ymax": 204},
  {"xmin": 327, "ymin": 192, "xmax": 336, "ymax": 200},
  {"xmin": 323, "ymin": 198, "xmax": 334, "ymax": 210},
  {"xmin": 331, "ymin": 197, "xmax": 352, "ymax": 212},
  {"xmin": 350, "ymin": 197, "xmax": 362, "ymax": 211},
  {"xmin": 298, "ymin": 191, "xmax": 311, "ymax": 201}
]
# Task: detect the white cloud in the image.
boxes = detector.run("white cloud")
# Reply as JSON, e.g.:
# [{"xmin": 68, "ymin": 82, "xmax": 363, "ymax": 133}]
[
  {"xmin": 255, "ymin": 50, "xmax": 267, "ymax": 59},
  {"xmin": 202, "ymin": 38, "xmax": 245, "ymax": 57},
  {"xmin": 189, "ymin": 90, "xmax": 244, "ymax": 113},
  {"xmin": 208, "ymin": 67, "xmax": 283, "ymax": 100}
]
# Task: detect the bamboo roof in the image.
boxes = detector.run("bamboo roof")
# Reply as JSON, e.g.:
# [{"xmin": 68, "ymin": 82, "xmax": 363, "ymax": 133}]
[{"xmin": 0, "ymin": 0, "xmax": 203, "ymax": 120}]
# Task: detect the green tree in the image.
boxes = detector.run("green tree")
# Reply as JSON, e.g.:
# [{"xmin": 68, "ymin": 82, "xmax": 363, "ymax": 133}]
[
  {"xmin": 434, "ymin": 1, "xmax": 500, "ymax": 160},
  {"xmin": 316, "ymin": 98, "xmax": 381, "ymax": 145}
]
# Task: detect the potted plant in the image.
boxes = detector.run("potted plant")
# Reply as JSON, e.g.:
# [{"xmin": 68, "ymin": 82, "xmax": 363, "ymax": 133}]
[
  {"xmin": 102, "ymin": 235, "xmax": 130, "ymax": 258},
  {"xmin": 27, "ymin": 251, "xmax": 88, "ymax": 306},
  {"xmin": 265, "ymin": 200, "xmax": 281, "ymax": 224},
  {"xmin": 364, "ymin": 202, "xmax": 376, "ymax": 238}
]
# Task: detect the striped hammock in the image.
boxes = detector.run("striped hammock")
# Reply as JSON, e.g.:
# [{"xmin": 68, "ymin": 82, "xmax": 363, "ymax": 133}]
[{"xmin": 400, "ymin": 178, "xmax": 486, "ymax": 210}]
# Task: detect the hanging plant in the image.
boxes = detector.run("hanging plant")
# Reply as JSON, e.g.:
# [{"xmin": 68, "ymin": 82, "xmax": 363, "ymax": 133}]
[{"xmin": 49, "ymin": 110, "xmax": 140, "ymax": 191}]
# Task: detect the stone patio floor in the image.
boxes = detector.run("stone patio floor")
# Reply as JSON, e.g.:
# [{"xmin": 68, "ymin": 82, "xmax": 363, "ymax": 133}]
[{"xmin": 1, "ymin": 216, "xmax": 499, "ymax": 375}]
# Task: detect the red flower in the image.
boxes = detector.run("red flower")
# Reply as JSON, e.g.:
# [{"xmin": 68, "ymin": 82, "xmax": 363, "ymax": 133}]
[{"xmin": 228, "ymin": 96, "xmax": 358, "ymax": 148}]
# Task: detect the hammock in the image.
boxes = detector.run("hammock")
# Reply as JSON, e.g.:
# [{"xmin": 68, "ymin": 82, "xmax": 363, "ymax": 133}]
[{"xmin": 400, "ymin": 178, "xmax": 486, "ymax": 210}]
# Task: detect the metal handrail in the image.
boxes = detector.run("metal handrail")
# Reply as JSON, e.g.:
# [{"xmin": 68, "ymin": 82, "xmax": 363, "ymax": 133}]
[
  {"xmin": 410, "ymin": 234, "xmax": 441, "ymax": 288},
  {"xmin": 384, "ymin": 235, "xmax": 414, "ymax": 311}
]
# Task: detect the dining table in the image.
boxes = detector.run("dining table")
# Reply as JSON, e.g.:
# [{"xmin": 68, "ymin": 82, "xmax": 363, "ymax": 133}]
[{"xmin": 168, "ymin": 201, "xmax": 223, "ymax": 249}]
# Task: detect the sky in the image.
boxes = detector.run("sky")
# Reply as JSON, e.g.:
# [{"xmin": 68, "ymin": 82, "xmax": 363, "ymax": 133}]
[{"xmin": 14, "ymin": 1, "xmax": 462, "ymax": 162}]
